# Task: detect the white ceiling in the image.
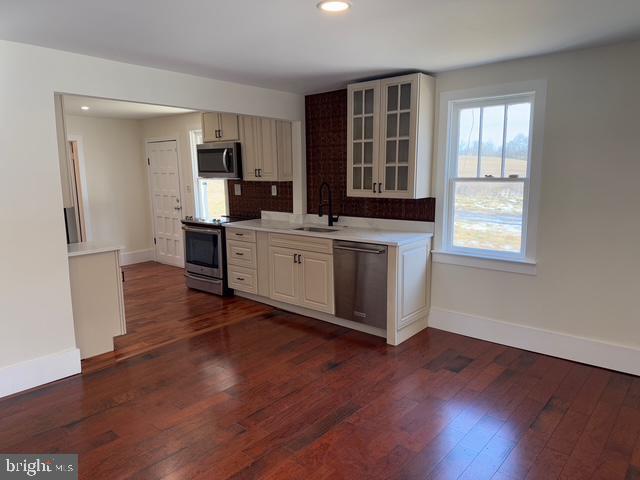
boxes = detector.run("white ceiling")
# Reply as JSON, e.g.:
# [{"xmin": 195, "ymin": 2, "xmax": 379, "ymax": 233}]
[
  {"xmin": 2, "ymin": 0, "xmax": 640, "ymax": 94},
  {"xmin": 62, "ymin": 95, "xmax": 195, "ymax": 119}
]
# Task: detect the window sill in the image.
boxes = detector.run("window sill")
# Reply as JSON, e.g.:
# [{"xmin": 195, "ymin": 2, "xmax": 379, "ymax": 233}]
[{"xmin": 432, "ymin": 250, "xmax": 537, "ymax": 275}]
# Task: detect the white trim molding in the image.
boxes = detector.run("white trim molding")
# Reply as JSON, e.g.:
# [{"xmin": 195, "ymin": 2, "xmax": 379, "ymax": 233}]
[
  {"xmin": 432, "ymin": 250, "xmax": 537, "ymax": 275},
  {"xmin": 429, "ymin": 307, "xmax": 640, "ymax": 376},
  {"xmin": 120, "ymin": 248, "xmax": 155, "ymax": 266},
  {"xmin": 0, "ymin": 348, "xmax": 81, "ymax": 398},
  {"xmin": 434, "ymin": 79, "xmax": 547, "ymax": 271}
]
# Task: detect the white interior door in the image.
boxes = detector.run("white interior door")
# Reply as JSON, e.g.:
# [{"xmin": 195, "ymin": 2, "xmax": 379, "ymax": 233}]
[{"xmin": 147, "ymin": 140, "xmax": 184, "ymax": 267}]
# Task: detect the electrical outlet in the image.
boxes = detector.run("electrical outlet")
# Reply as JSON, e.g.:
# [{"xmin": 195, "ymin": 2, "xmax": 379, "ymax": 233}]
[
  {"xmin": 271, "ymin": 185, "xmax": 277, "ymax": 196},
  {"xmin": 234, "ymin": 184, "xmax": 241, "ymax": 196}
]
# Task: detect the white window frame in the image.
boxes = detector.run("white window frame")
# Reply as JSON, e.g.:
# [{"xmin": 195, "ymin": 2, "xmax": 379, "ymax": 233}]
[
  {"xmin": 189, "ymin": 129, "xmax": 229, "ymax": 219},
  {"xmin": 433, "ymin": 80, "xmax": 547, "ymax": 275}
]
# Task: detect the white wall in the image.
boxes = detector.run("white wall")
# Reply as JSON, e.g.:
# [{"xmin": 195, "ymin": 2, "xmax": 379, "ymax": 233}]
[
  {"xmin": 431, "ymin": 40, "xmax": 640, "ymax": 364},
  {"xmin": 0, "ymin": 39, "xmax": 303, "ymax": 395},
  {"xmin": 65, "ymin": 115, "xmax": 152, "ymax": 253},
  {"xmin": 140, "ymin": 112, "xmax": 203, "ymax": 219}
]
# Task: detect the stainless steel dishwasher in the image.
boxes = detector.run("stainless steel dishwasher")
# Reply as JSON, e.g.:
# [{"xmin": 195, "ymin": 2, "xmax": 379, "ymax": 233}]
[{"xmin": 333, "ymin": 241, "xmax": 388, "ymax": 329}]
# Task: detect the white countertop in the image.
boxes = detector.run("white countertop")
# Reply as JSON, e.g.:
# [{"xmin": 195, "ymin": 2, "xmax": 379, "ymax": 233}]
[
  {"xmin": 224, "ymin": 219, "xmax": 432, "ymax": 246},
  {"xmin": 68, "ymin": 241, "xmax": 123, "ymax": 257}
]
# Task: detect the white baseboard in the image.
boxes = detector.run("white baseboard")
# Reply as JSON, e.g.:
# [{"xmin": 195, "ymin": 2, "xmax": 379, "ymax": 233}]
[
  {"xmin": 429, "ymin": 307, "xmax": 640, "ymax": 376},
  {"xmin": 0, "ymin": 348, "xmax": 81, "ymax": 398},
  {"xmin": 120, "ymin": 248, "xmax": 154, "ymax": 266}
]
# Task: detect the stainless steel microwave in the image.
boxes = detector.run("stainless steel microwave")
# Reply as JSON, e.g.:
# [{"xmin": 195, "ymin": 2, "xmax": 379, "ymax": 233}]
[{"xmin": 196, "ymin": 142, "xmax": 242, "ymax": 179}]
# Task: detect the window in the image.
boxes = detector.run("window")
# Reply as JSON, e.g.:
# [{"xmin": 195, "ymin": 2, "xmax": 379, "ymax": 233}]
[
  {"xmin": 190, "ymin": 129, "xmax": 228, "ymax": 219},
  {"xmin": 436, "ymin": 81, "xmax": 545, "ymax": 272}
]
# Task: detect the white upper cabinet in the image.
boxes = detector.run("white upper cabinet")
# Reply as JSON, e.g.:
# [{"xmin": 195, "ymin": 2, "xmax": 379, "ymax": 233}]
[
  {"xmin": 347, "ymin": 73, "xmax": 434, "ymax": 199},
  {"xmin": 239, "ymin": 115, "xmax": 293, "ymax": 182},
  {"xmin": 347, "ymin": 81, "xmax": 380, "ymax": 196},
  {"xmin": 202, "ymin": 112, "xmax": 239, "ymax": 142}
]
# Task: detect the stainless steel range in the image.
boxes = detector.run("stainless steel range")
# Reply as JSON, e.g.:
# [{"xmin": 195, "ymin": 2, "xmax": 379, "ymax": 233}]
[{"xmin": 181, "ymin": 215, "xmax": 252, "ymax": 295}]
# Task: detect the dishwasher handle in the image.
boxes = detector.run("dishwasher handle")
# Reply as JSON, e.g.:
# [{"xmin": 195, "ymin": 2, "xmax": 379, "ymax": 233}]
[{"xmin": 334, "ymin": 245, "xmax": 386, "ymax": 254}]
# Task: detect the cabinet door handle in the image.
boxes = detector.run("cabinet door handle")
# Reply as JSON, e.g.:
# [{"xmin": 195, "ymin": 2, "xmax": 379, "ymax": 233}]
[
  {"xmin": 294, "ymin": 253, "xmax": 298, "ymax": 264},
  {"xmin": 372, "ymin": 183, "xmax": 376, "ymax": 193},
  {"xmin": 299, "ymin": 254, "xmax": 303, "ymax": 263},
  {"xmin": 235, "ymin": 252, "xmax": 244, "ymax": 256},
  {"xmin": 258, "ymin": 168, "xmax": 262, "ymax": 177},
  {"xmin": 236, "ymin": 277, "xmax": 245, "ymax": 281},
  {"xmin": 254, "ymin": 168, "xmax": 258, "ymax": 177},
  {"xmin": 378, "ymin": 183, "xmax": 382, "ymax": 193}
]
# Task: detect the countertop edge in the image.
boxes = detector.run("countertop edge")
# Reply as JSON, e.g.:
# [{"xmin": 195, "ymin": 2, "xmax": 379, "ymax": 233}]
[
  {"xmin": 67, "ymin": 243, "xmax": 124, "ymax": 257},
  {"xmin": 223, "ymin": 220, "xmax": 433, "ymax": 247}
]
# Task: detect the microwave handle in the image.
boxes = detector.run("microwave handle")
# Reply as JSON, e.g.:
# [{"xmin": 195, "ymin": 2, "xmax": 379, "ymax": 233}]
[{"xmin": 222, "ymin": 148, "xmax": 229, "ymax": 172}]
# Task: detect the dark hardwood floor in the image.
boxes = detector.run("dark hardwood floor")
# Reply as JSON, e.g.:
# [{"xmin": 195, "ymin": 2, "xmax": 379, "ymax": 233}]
[
  {"xmin": 1, "ymin": 262, "xmax": 639, "ymax": 479},
  {"xmin": 83, "ymin": 262, "xmax": 273, "ymax": 373}
]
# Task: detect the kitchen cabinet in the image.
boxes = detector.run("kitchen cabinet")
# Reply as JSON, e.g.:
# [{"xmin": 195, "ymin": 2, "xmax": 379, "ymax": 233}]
[
  {"xmin": 239, "ymin": 116, "xmax": 293, "ymax": 181},
  {"xmin": 268, "ymin": 234, "xmax": 334, "ymax": 314},
  {"xmin": 68, "ymin": 245, "xmax": 126, "ymax": 359},
  {"xmin": 202, "ymin": 112, "xmax": 239, "ymax": 142},
  {"xmin": 223, "ymin": 223, "xmax": 431, "ymax": 346},
  {"xmin": 347, "ymin": 73, "xmax": 434, "ymax": 199},
  {"xmin": 226, "ymin": 227, "xmax": 258, "ymax": 295}
]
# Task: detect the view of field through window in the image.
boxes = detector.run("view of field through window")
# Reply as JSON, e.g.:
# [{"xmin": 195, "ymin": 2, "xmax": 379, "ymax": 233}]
[{"xmin": 452, "ymin": 101, "xmax": 531, "ymax": 254}]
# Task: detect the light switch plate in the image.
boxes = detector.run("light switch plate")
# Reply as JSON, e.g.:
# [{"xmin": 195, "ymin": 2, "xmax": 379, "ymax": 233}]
[
  {"xmin": 234, "ymin": 184, "xmax": 241, "ymax": 196},
  {"xmin": 271, "ymin": 185, "xmax": 277, "ymax": 196}
]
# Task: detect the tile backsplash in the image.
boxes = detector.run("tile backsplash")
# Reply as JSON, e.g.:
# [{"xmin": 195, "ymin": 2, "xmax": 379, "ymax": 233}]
[
  {"xmin": 227, "ymin": 180, "xmax": 293, "ymax": 218},
  {"xmin": 305, "ymin": 89, "xmax": 435, "ymax": 222}
]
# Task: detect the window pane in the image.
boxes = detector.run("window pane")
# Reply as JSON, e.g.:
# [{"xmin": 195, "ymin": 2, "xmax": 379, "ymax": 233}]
[
  {"xmin": 386, "ymin": 113, "xmax": 397, "ymax": 138},
  {"xmin": 397, "ymin": 166, "xmax": 408, "ymax": 190},
  {"xmin": 364, "ymin": 116, "xmax": 373, "ymax": 139},
  {"xmin": 353, "ymin": 143, "xmax": 362, "ymax": 165},
  {"xmin": 457, "ymin": 107, "xmax": 480, "ymax": 177},
  {"xmin": 197, "ymin": 179, "xmax": 227, "ymax": 219},
  {"xmin": 453, "ymin": 181, "xmax": 524, "ymax": 253},
  {"xmin": 386, "ymin": 140, "xmax": 396, "ymax": 164},
  {"xmin": 353, "ymin": 117, "xmax": 362, "ymax": 140},
  {"xmin": 400, "ymin": 83, "xmax": 411, "ymax": 110},
  {"xmin": 363, "ymin": 166, "xmax": 373, "ymax": 190},
  {"xmin": 504, "ymin": 102, "xmax": 531, "ymax": 178},
  {"xmin": 399, "ymin": 112, "xmax": 410, "ymax": 137},
  {"xmin": 363, "ymin": 142, "xmax": 373, "ymax": 165},
  {"xmin": 364, "ymin": 89, "xmax": 374, "ymax": 114},
  {"xmin": 387, "ymin": 85, "xmax": 398, "ymax": 111},
  {"xmin": 398, "ymin": 139, "xmax": 409, "ymax": 164},
  {"xmin": 353, "ymin": 90, "xmax": 363, "ymax": 115},
  {"xmin": 480, "ymin": 105, "xmax": 504, "ymax": 178},
  {"xmin": 385, "ymin": 166, "xmax": 396, "ymax": 190},
  {"xmin": 353, "ymin": 167, "xmax": 361, "ymax": 189}
]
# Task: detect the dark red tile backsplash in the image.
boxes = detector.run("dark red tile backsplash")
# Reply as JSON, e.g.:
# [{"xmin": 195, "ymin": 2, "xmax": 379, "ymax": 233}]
[
  {"xmin": 305, "ymin": 89, "xmax": 435, "ymax": 222},
  {"xmin": 227, "ymin": 180, "xmax": 293, "ymax": 218}
]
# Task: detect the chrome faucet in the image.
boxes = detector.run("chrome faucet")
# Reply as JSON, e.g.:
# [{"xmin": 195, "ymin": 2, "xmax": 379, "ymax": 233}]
[{"xmin": 318, "ymin": 182, "xmax": 339, "ymax": 226}]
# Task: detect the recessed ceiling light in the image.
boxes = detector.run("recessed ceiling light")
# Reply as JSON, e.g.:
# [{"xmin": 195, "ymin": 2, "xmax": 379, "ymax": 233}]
[
  {"xmin": 81, "ymin": 105, "xmax": 90, "ymax": 111},
  {"xmin": 317, "ymin": 1, "xmax": 351, "ymax": 13}
]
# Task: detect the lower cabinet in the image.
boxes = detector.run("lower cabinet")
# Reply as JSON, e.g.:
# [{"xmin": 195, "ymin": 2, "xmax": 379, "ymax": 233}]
[{"xmin": 268, "ymin": 246, "xmax": 334, "ymax": 314}]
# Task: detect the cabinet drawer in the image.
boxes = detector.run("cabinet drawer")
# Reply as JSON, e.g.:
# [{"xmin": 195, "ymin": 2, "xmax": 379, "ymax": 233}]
[
  {"xmin": 268, "ymin": 233, "xmax": 333, "ymax": 254},
  {"xmin": 226, "ymin": 228, "xmax": 256, "ymax": 243},
  {"xmin": 227, "ymin": 240, "xmax": 257, "ymax": 268},
  {"xmin": 228, "ymin": 266, "xmax": 257, "ymax": 294}
]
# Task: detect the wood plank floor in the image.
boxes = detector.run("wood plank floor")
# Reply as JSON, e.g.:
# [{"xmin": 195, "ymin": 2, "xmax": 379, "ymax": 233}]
[{"xmin": 1, "ymin": 262, "xmax": 639, "ymax": 479}]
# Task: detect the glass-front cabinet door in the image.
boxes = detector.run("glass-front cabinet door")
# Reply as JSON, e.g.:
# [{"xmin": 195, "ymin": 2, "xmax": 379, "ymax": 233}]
[
  {"xmin": 347, "ymin": 81, "xmax": 379, "ymax": 196},
  {"xmin": 379, "ymin": 75, "xmax": 418, "ymax": 197}
]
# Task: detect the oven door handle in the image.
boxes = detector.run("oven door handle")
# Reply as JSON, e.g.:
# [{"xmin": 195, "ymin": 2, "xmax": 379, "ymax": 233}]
[{"xmin": 182, "ymin": 226, "xmax": 222, "ymax": 235}]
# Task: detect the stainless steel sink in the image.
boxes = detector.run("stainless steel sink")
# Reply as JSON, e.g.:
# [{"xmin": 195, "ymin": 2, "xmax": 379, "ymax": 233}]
[{"xmin": 294, "ymin": 226, "xmax": 339, "ymax": 233}]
